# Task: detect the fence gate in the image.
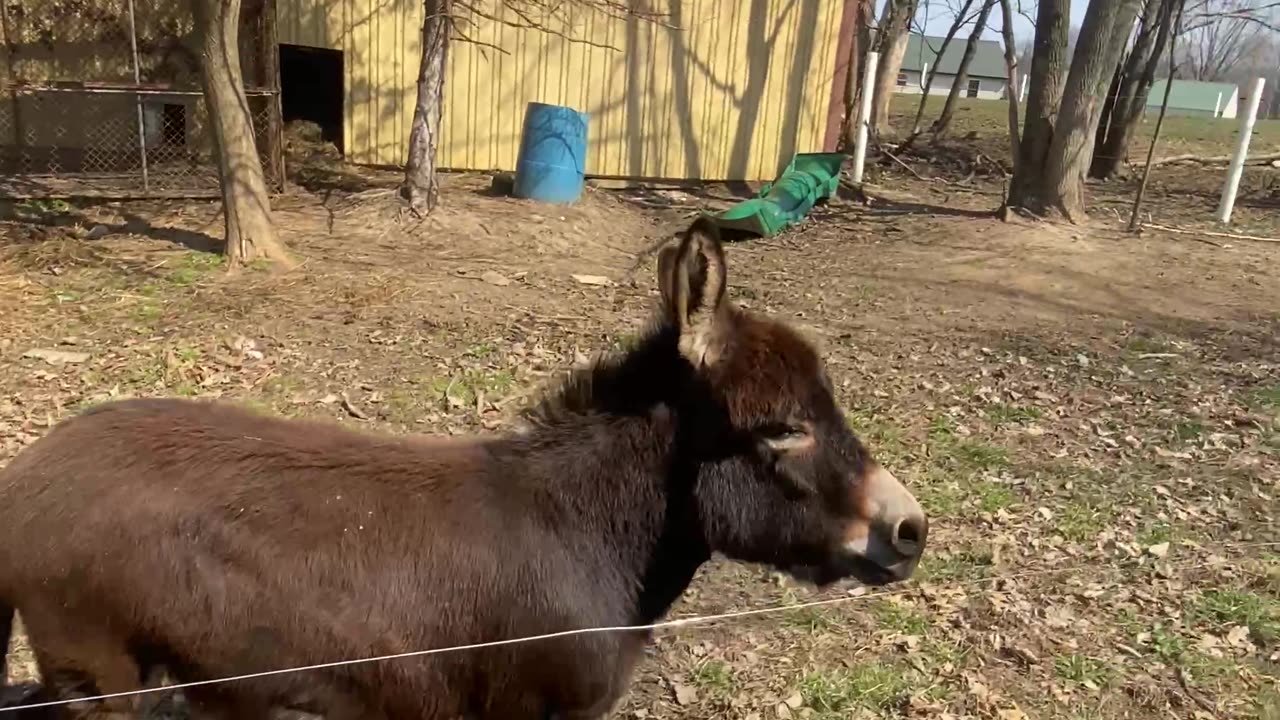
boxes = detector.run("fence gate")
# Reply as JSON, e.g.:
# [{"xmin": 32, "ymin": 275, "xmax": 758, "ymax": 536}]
[{"xmin": 0, "ymin": 0, "xmax": 283, "ymax": 199}]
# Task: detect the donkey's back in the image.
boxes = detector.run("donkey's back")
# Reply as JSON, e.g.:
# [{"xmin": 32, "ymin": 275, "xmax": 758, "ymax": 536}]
[{"xmin": 0, "ymin": 398, "xmax": 635, "ymax": 718}]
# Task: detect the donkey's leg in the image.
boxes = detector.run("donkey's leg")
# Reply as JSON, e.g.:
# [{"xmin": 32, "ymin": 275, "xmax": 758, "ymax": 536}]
[
  {"xmin": 21, "ymin": 611, "xmax": 144, "ymax": 720},
  {"xmin": 182, "ymin": 687, "xmax": 274, "ymax": 720}
]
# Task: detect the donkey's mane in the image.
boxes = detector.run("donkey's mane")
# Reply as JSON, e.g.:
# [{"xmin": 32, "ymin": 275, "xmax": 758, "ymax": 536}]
[{"xmin": 523, "ymin": 320, "xmax": 687, "ymax": 427}]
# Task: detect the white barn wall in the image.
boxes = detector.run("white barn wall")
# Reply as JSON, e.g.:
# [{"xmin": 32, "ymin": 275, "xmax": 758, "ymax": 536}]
[
  {"xmin": 893, "ymin": 70, "xmax": 1006, "ymax": 99},
  {"xmin": 1221, "ymin": 90, "xmax": 1240, "ymax": 119}
]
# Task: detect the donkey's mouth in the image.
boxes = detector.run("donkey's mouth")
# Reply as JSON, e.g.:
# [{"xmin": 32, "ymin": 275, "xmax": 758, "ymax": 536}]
[{"xmin": 786, "ymin": 554, "xmax": 913, "ymax": 588}]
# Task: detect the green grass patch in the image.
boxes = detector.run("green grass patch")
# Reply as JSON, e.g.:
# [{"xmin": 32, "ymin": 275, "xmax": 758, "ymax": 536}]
[
  {"xmin": 784, "ymin": 606, "xmax": 836, "ymax": 634},
  {"xmin": 132, "ymin": 301, "xmax": 163, "ymax": 324},
  {"xmin": 799, "ymin": 663, "xmax": 912, "ymax": 716},
  {"xmin": 928, "ymin": 415, "xmax": 957, "ymax": 442},
  {"xmin": 690, "ymin": 660, "xmax": 736, "ymax": 697},
  {"xmin": 916, "ymin": 474, "xmax": 964, "ymax": 517},
  {"xmin": 168, "ymin": 252, "xmax": 225, "ymax": 286},
  {"xmin": 1190, "ymin": 589, "xmax": 1280, "ymax": 644},
  {"xmin": 1054, "ymin": 654, "xmax": 1112, "ymax": 688},
  {"xmin": 986, "ymin": 403, "xmax": 1042, "ymax": 425},
  {"xmin": 847, "ymin": 411, "xmax": 907, "ymax": 454},
  {"xmin": 871, "ymin": 599, "xmax": 930, "ymax": 635},
  {"xmin": 1149, "ymin": 625, "xmax": 1190, "ymax": 663},
  {"xmin": 1255, "ymin": 684, "xmax": 1280, "ymax": 720},
  {"xmin": 1124, "ymin": 335, "xmax": 1176, "ymax": 355},
  {"xmin": 975, "ymin": 481, "xmax": 1015, "ymax": 513},
  {"xmin": 1056, "ymin": 500, "xmax": 1112, "ymax": 542},
  {"xmin": 16, "ymin": 198, "xmax": 72, "ymax": 215},
  {"xmin": 1136, "ymin": 522, "xmax": 1174, "ymax": 547},
  {"xmin": 928, "ymin": 415, "xmax": 1010, "ymax": 472},
  {"xmin": 952, "ymin": 441, "xmax": 1010, "ymax": 471},
  {"xmin": 1173, "ymin": 419, "xmax": 1207, "ymax": 444},
  {"xmin": 1252, "ymin": 384, "xmax": 1280, "ymax": 414},
  {"xmin": 464, "ymin": 342, "xmax": 498, "ymax": 360},
  {"xmin": 917, "ymin": 548, "xmax": 994, "ymax": 583},
  {"xmin": 417, "ymin": 368, "xmax": 517, "ymax": 410}
]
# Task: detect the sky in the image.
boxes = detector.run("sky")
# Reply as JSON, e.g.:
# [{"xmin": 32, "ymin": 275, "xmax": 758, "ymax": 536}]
[{"xmin": 915, "ymin": 0, "xmax": 1092, "ymax": 44}]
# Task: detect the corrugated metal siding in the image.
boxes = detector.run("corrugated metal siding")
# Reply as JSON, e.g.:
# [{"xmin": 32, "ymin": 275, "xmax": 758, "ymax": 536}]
[{"xmin": 277, "ymin": 0, "xmax": 844, "ymax": 182}]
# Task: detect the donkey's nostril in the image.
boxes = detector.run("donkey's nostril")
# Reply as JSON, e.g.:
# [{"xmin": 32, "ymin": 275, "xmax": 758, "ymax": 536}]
[{"xmin": 891, "ymin": 516, "xmax": 927, "ymax": 558}]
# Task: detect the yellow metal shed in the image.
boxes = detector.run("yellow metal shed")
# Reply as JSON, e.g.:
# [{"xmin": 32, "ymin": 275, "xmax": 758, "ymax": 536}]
[{"xmin": 276, "ymin": 0, "xmax": 851, "ymax": 182}]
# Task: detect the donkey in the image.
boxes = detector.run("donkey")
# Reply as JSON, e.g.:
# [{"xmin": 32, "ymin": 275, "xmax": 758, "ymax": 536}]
[{"xmin": 0, "ymin": 217, "xmax": 927, "ymax": 719}]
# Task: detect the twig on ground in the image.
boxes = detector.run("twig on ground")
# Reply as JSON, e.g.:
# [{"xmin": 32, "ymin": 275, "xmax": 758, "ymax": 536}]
[
  {"xmin": 340, "ymin": 392, "xmax": 370, "ymax": 420},
  {"xmin": 1176, "ymin": 669, "xmax": 1218, "ymax": 715},
  {"xmin": 876, "ymin": 143, "xmax": 932, "ymax": 182},
  {"xmin": 1142, "ymin": 150, "xmax": 1280, "ymax": 167},
  {"xmin": 1141, "ymin": 222, "xmax": 1280, "ymax": 245}
]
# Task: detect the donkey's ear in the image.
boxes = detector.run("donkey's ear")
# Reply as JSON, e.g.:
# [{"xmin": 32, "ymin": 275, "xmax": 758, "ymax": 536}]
[{"xmin": 658, "ymin": 217, "xmax": 728, "ymax": 367}]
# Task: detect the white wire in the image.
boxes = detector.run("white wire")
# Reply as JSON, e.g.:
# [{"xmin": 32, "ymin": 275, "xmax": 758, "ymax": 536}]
[{"xmin": 1, "ymin": 541, "xmax": 1276, "ymax": 713}]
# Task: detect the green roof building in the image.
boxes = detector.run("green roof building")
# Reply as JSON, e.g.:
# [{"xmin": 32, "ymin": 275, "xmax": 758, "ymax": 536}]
[
  {"xmin": 896, "ymin": 34, "xmax": 1010, "ymax": 101},
  {"xmin": 1145, "ymin": 79, "xmax": 1240, "ymax": 119}
]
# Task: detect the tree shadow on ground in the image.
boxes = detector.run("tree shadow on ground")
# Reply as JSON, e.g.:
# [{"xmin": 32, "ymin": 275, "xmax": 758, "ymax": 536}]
[{"xmin": 0, "ymin": 201, "xmax": 222, "ymax": 254}]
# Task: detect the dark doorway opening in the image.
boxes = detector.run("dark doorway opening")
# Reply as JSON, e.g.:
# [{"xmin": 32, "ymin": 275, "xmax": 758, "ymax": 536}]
[{"xmin": 279, "ymin": 44, "xmax": 344, "ymax": 154}]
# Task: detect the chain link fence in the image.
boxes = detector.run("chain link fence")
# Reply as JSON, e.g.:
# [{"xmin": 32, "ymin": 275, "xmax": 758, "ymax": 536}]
[{"xmin": 0, "ymin": 0, "xmax": 283, "ymax": 198}]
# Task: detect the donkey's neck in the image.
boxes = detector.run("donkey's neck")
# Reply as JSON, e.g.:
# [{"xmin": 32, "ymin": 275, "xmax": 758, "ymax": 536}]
[
  {"xmin": 502, "ymin": 327, "xmax": 714, "ymax": 624},
  {"xmin": 507, "ymin": 411, "xmax": 709, "ymax": 625}
]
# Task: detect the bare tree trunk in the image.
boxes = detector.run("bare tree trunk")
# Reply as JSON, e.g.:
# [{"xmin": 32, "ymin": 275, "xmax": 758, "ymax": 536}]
[
  {"xmin": 1042, "ymin": 0, "xmax": 1144, "ymax": 221},
  {"xmin": 997, "ymin": 0, "xmax": 1021, "ymax": 176},
  {"xmin": 869, "ymin": 0, "xmax": 917, "ymax": 134},
  {"xmin": 193, "ymin": 0, "xmax": 294, "ymax": 269},
  {"xmin": 932, "ymin": 0, "xmax": 996, "ymax": 137},
  {"xmin": 403, "ymin": 0, "xmax": 452, "ymax": 216},
  {"xmin": 1008, "ymin": 0, "xmax": 1068, "ymax": 207},
  {"xmin": 841, "ymin": 0, "xmax": 876, "ymax": 149},
  {"xmin": 1128, "ymin": 0, "xmax": 1184, "ymax": 230},
  {"xmin": 1090, "ymin": 0, "xmax": 1178, "ymax": 179},
  {"xmin": 906, "ymin": 0, "xmax": 976, "ymax": 141}
]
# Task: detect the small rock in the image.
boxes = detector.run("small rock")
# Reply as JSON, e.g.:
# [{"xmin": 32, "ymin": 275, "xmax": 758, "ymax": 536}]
[
  {"xmin": 571, "ymin": 274, "xmax": 612, "ymax": 287},
  {"xmin": 672, "ymin": 683, "xmax": 697, "ymax": 706},
  {"xmin": 1146, "ymin": 542, "xmax": 1170, "ymax": 558},
  {"xmin": 23, "ymin": 348, "xmax": 90, "ymax": 365},
  {"xmin": 784, "ymin": 692, "xmax": 804, "ymax": 709},
  {"xmin": 86, "ymin": 224, "xmax": 111, "ymax": 239},
  {"xmin": 480, "ymin": 271, "xmax": 511, "ymax": 287}
]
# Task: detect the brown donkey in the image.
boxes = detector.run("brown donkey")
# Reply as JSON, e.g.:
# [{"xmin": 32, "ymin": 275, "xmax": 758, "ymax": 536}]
[{"xmin": 0, "ymin": 218, "xmax": 927, "ymax": 719}]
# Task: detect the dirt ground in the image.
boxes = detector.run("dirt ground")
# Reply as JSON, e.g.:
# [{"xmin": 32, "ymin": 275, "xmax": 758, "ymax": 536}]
[{"xmin": 2, "ymin": 116, "xmax": 1279, "ymax": 719}]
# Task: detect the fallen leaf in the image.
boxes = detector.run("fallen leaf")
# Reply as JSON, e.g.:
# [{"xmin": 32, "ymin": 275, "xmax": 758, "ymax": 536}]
[
  {"xmin": 1147, "ymin": 542, "xmax": 1170, "ymax": 558},
  {"xmin": 340, "ymin": 393, "xmax": 369, "ymax": 420},
  {"xmin": 784, "ymin": 692, "xmax": 804, "ymax": 709},
  {"xmin": 23, "ymin": 348, "xmax": 90, "ymax": 365},
  {"xmin": 1225, "ymin": 625, "xmax": 1251, "ymax": 647},
  {"xmin": 672, "ymin": 683, "xmax": 697, "ymax": 706}
]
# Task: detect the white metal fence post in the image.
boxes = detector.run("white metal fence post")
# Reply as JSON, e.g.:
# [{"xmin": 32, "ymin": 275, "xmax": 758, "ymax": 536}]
[{"xmin": 1216, "ymin": 76, "xmax": 1265, "ymax": 225}]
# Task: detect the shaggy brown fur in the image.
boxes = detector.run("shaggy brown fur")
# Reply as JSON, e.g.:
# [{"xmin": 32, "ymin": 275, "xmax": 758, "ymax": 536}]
[{"xmin": 0, "ymin": 218, "xmax": 927, "ymax": 719}]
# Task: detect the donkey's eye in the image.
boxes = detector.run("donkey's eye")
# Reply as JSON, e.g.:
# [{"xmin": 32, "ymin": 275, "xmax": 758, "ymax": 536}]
[
  {"xmin": 758, "ymin": 423, "xmax": 812, "ymax": 451},
  {"xmin": 756, "ymin": 423, "xmax": 803, "ymax": 439}
]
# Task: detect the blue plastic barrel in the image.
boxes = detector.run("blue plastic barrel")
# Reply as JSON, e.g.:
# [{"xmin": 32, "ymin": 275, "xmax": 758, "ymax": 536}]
[{"xmin": 513, "ymin": 102, "xmax": 589, "ymax": 204}]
